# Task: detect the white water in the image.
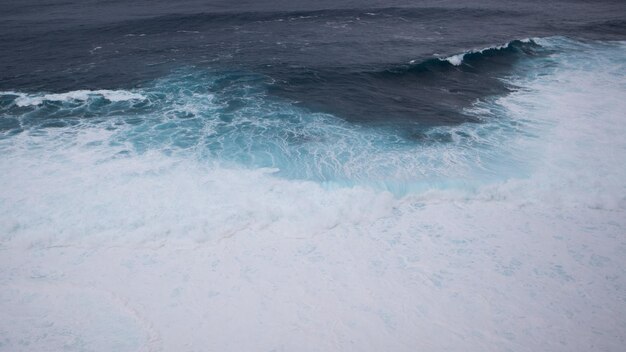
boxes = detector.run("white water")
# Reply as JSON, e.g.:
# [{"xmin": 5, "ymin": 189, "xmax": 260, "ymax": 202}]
[
  {"xmin": 1, "ymin": 38, "xmax": 625, "ymax": 351},
  {"xmin": 3, "ymin": 89, "xmax": 147, "ymax": 107}
]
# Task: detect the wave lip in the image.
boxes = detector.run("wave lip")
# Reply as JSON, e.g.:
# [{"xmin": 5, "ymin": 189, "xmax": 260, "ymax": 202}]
[
  {"xmin": 401, "ymin": 38, "xmax": 540, "ymax": 75},
  {"xmin": 2, "ymin": 89, "xmax": 146, "ymax": 107},
  {"xmin": 405, "ymin": 38, "xmax": 537, "ymax": 67},
  {"xmin": 440, "ymin": 38, "xmax": 535, "ymax": 66}
]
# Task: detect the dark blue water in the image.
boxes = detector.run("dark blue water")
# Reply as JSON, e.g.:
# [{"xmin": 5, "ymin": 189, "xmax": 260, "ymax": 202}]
[{"xmin": 1, "ymin": 0, "xmax": 624, "ymax": 124}]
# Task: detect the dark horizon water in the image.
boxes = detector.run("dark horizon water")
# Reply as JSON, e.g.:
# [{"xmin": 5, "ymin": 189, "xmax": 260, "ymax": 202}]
[{"xmin": 1, "ymin": 0, "xmax": 624, "ymax": 125}]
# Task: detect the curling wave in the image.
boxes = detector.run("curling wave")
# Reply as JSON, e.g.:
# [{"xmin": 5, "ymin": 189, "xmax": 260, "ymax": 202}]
[{"xmin": 406, "ymin": 38, "xmax": 540, "ymax": 71}]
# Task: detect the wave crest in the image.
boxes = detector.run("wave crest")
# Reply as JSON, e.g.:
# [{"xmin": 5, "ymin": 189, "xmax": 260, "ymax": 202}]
[{"xmin": 407, "ymin": 38, "xmax": 540, "ymax": 70}]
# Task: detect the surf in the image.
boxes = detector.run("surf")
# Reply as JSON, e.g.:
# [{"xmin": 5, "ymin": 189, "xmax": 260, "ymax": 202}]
[{"xmin": 1, "ymin": 36, "xmax": 625, "ymax": 352}]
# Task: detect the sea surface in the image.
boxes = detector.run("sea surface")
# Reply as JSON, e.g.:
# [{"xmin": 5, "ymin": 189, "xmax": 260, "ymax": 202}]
[{"xmin": 1, "ymin": 1, "xmax": 625, "ymax": 351}]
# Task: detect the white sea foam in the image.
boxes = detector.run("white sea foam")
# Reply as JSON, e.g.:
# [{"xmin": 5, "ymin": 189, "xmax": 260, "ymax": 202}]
[
  {"xmin": 0, "ymin": 38, "xmax": 625, "ymax": 351},
  {"xmin": 444, "ymin": 53, "xmax": 465, "ymax": 66},
  {"xmin": 7, "ymin": 89, "xmax": 146, "ymax": 106}
]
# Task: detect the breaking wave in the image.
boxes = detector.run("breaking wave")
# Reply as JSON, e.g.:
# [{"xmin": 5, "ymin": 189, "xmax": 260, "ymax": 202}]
[
  {"xmin": 1, "ymin": 36, "xmax": 625, "ymax": 352},
  {"xmin": 406, "ymin": 38, "xmax": 540, "ymax": 70}
]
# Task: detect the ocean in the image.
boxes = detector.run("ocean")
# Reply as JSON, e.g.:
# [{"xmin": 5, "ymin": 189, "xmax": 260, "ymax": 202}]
[{"xmin": 1, "ymin": 1, "xmax": 625, "ymax": 351}]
